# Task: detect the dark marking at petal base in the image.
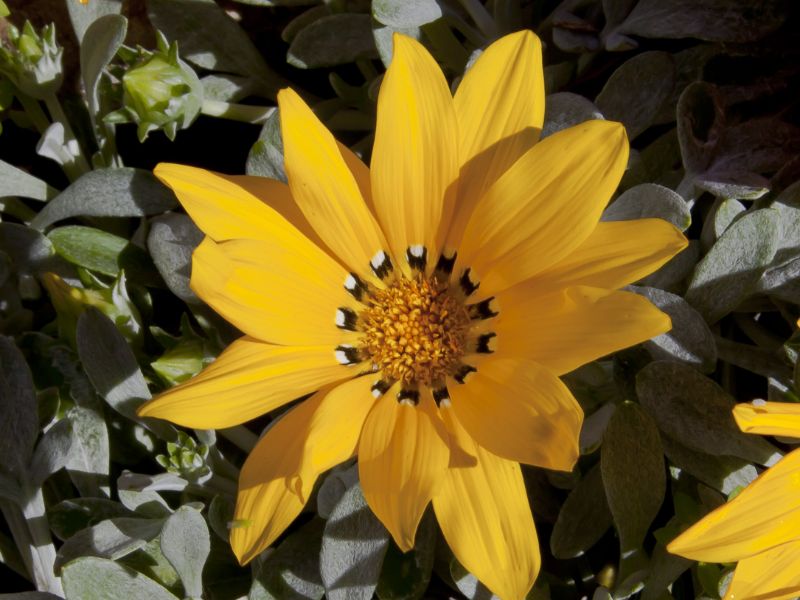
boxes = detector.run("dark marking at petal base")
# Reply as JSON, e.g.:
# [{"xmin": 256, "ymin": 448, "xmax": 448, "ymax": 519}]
[
  {"xmin": 344, "ymin": 273, "xmax": 368, "ymax": 301},
  {"xmin": 334, "ymin": 345, "xmax": 360, "ymax": 365},
  {"xmin": 432, "ymin": 386, "xmax": 450, "ymax": 406},
  {"xmin": 371, "ymin": 251, "xmax": 393, "ymax": 280},
  {"xmin": 468, "ymin": 297, "xmax": 499, "ymax": 320},
  {"xmin": 335, "ymin": 307, "xmax": 359, "ymax": 331},
  {"xmin": 453, "ymin": 364, "xmax": 477, "ymax": 384},
  {"xmin": 397, "ymin": 388, "xmax": 420, "ymax": 405},
  {"xmin": 475, "ymin": 332, "xmax": 497, "ymax": 353},
  {"xmin": 434, "ymin": 252, "xmax": 456, "ymax": 276},
  {"xmin": 406, "ymin": 245, "xmax": 428, "ymax": 271},
  {"xmin": 371, "ymin": 379, "xmax": 392, "ymax": 398},
  {"xmin": 459, "ymin": 268, "xmax": 480, "ymax": 296}
]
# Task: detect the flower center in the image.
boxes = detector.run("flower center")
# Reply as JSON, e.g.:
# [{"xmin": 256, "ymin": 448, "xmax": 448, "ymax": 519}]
[{"xmin": 361, "ymin": 276, "xmax": 470, "ymax": 386}]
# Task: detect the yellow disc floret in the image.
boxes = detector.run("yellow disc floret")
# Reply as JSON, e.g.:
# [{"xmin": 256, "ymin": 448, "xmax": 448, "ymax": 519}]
[{"xmin": 361, "ymin": 277, "xmax": 470, "ymax": 386}]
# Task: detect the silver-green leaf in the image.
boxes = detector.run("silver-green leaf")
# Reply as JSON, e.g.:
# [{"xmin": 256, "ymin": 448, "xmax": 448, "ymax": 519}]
[
  {"xmin": 62, "ymin": 556, "xmax": 179, "ymax": 600},
  {"xmin": 160, "ymin": 506, "xmax": 210, "ymax": 599}
]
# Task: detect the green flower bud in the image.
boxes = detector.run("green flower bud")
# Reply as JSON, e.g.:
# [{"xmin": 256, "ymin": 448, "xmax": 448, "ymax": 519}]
[
  {"xmin": 106, "ymin": 31, "xmax": 202, "ymax": 142},
  {"xmin": 41, "ymin": 271, "xmax": 143, "ymax": 348},
  {"xmin": 0, "ymin": 21, "xmax": 63, "ymax": 99},
  {"xmin": 151, "ymin": 314, "xmax": 215, "ymax": 386},
  {"xmin": 156, "ymin": 431, "xmax": 210, "ymax": 482}
]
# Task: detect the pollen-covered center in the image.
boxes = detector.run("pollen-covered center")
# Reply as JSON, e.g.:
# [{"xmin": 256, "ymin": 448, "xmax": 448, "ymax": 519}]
[{"xmin": 361, "ymin": 277, "xmax": 470, "ymax": 386}]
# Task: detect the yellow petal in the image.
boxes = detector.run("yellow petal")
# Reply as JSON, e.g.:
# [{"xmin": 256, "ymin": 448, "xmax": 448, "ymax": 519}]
[
  {"xmin": 359, "ymin": 386, "xmax": 449, "ymax": 551},
  {"xmin": 433, "ymin": 407, "xmax": 540, "ymax": 600},
  {"xmin": 232, "ymin": 376, "xmax": 375, "ymax": 564},
  {"xmin": 448, "ymin": 358, "xmax": 582, "ymax": 470},
  {"xmin": 371, "ymin": 34, "xmax": 459, "ymax": 271},
  {"xmin": 734, "ymin": 401, "xmax": 800, "ymax": 439},
  {"xmin": 137, "ymin": 337, "xmax": 351, "ymax": 429},
  {"xmin": 442, "ymin": 30, "xmax": 544, "ymax": 253},
  {"xmin": 724, "ymin": 542, "xmax": 800, "ymax": 600},
  {"xmin": 495, "ymin": 285, "xmax": 670, "ymax": 375},
  {"xmin": 154, "ymin": 163, "xmax": 315, "ymax": 245},
  {"xmin": 279, "ymin": 89, "xmax": 388, "ymax": 280},
  {"xmin": 225, "ymin": 173, "xmax": 327, "ymax": 252},
  {"xmin": 667, "ymin": 447, "xmax": 800, "ymax": 563},
  {"xmin": 529, "ymin": 219, "xmax": 688, "ymax": 295},
  {"xmin": 191, "ymin": 236, "xmax": 360, "ymax": 346},
  {"xmin": 457, "ymin": 120, "xmax": 629, "ymax": 296},
  {"xmin": 338, "ymin": 142, "xmax": 375, "ymax": 215}
]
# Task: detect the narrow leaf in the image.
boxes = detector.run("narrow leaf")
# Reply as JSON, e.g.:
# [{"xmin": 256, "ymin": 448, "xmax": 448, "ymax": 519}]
[
  {"xmin": 601, "ymin": 402, "xmax": 665, "ymax": 552},
  {"xmin": 0, "ymin": 337, "xmax": 39, "ymax": 472}
]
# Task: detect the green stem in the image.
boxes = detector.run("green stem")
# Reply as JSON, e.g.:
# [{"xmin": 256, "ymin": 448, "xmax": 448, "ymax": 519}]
[
  {"xmin": 43, "ymin": 94, "xmax": 90, "ymax": 178},
  {"xmin": 186, "ymin": 473, "xmax": 237, "ymax": 498},
  {"xmin": 218, "ymin": 425, "xmax": 258, "ymax": 453},
  {"xmin": 355, "ymin": 59, "xmax": 378, "ymax": 83},
  {"xmin": 17, "ymin": 94, "xmax": 49, "ymax": 134},
  {"xmin": 200, "ymin": 99, "xmax": 274, "ymax": 125},
  {"xmin": 458, "ymin": 0, "xmax": 498, "ymax": 38},
  {"xmin": 422, "ymin": 19, "xmax": 471, "ymax": 72},
  {"xmin": 493, "ymin": 0, "xmax": 522, "ymax": 33}
]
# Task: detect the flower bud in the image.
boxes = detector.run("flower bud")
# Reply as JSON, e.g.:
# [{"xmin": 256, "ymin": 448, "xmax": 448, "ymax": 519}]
[
  {"xmin": 156, "ymin": 431, "xmax": 211, "ymax": 482},
  {"xmin": 106, "ymin": 31, "xmax": 202, "ymax": 141},
  {"xmin": 0, "ymin": 21, "xmax": 63, "ymax": 99},
  {"xmin": 41, "ymin": 271, "xmax": 143, "ymax": 348}
]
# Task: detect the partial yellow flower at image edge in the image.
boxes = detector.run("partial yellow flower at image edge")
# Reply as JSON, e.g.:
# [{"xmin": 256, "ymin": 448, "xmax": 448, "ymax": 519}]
[
  {"xmin": 137, "ymin": 30, "xmax": 687, "ymax": 600},
  {"xmin": 668, "ymin": 397, "xmax": 800, "ymax": 600}
]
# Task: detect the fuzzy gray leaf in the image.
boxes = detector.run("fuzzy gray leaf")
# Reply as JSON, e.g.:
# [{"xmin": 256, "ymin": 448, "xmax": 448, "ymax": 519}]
[
  {"xmin": 64, "ymin": 407, "xmax": 110, "ymax": 498},
  {"xmin": 31, "ymin": 169, "xmax": 176, "ymax": 231},
  {"xmin": 160, "ymin": 507, "xmax": 209, "ymax": 598},
  {"xmin": 246, "ymin": 110, "xmax": 286, "ymax": 182},
  {"xmin": 0, "ymin": 337, "xmax": 39, "ymax": 472},
  {"xmin": 372, "ymin": 0, "xmax": 443, "ymax": 28},
  {"xmin": 595, "ymin": 52, "xmax": 675, "ymax": 139},
  {"xmin": 661, "ymin": 434, "xmax": 757, "ymax": 496},
  {"xmin": 320, "ymin": 482, "xmax": 390, "ymax": 600},
  {"xmin": 550, "ymin": 464, "xmax": 613, "ymax": 559},
  {"xmin": 56, "ymin": 518, "xmax": 164, "ymax": 570},
  {"xmin": 685, "ymin": 208, "xmax": 780, "ymax": 323},
  {"xmin": 542, "ymin": 93, "xmax": 603, "ymax": 139},
  {"xmin": 288, "ymin": 14, "xmax": 377, "ymax": 69},
  {"xmin": 630, "ymin": 286, "xmax": 716, "ymax": 372},
  {"xmin": 601, "ymin": 402, "xmax": 665, "ymax": 552},
  {"xmin": 148, "ymin": 0, "xmax": 284, "ymax": 96},
  {"xmin": 147, "ymin": 213, "xmax": 204, "ymax": 304},
  {"xmin": 76, "ymin": 309, "xmax": 174, "ymax": 440},
  {"xmin": 603, "ymin": 183, "xmax": 690, "ymax": 230},
  {"xmin": 62, "ymin": 556, "xmax": 178, "ymax": 600},
  {"xmin": 0, "ymin": 160, "xmax": 58, "ymax": 201},
  {"xmin": 637, "ymin": 361, "xmax": 781, "ymax": 466},
  {"xmin": 29, "ymin": 418, "xmax": 73, "ymax": 488}
]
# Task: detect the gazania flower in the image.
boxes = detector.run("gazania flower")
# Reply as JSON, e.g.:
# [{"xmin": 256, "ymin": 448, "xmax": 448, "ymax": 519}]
[
  {"xmin": 138, "ymin": 31, "xmax": 686, "ymax": 599},
  {"xmin": 668, "ymin": 399, "xmax": 800, "ymax": 600}
]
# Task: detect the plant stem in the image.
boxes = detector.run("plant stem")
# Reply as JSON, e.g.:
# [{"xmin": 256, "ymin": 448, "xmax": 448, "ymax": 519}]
[
  {"xmin": 458, "ymin": 0, "xmax": 498, "ymax": 38},
  {"xmin": 218, "ymin": 425, "xmax": 258, "ymax": 453},
  {"xmin": 17, "ymin": 94, "xmax": 49, "ymax": 134},
  {"xmin": 200, "ymin": 99, "xmax": 274, "ymax": 125},
  {"xmin": 422, "ymin": 19, "xmax": 471, "ymax": 72}
]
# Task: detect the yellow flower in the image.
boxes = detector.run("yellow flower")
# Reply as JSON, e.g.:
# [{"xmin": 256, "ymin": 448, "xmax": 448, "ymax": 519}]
[
  {"xmin": 138, "ymin": 31, "xmax": 686, "ymax": 599},
  {"xmin": 668, "ymin": 401, "xmax": 800, "ymax": 600}
]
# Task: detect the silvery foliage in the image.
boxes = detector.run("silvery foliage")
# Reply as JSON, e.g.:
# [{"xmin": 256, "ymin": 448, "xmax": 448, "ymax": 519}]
[{"xmin": 0, "ymin": 0, "xmax": 797, "ymax": 598}]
